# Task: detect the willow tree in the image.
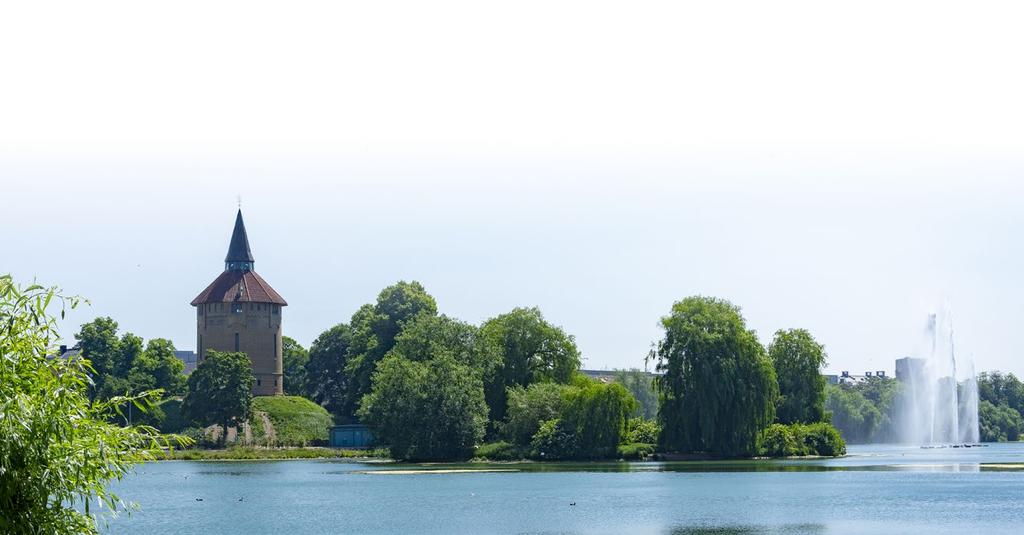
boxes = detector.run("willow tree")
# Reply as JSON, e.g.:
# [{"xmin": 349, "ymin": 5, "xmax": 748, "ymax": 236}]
[
  {"xmin": 656, "ymin": 296, "xmax": 777, "ymax": 456},
  {"xmin": 0, "ymin": 276, "xmax": 181, "ymax": 534},
  {"xmin": 769, "ymin": 328, "xmax": 827, "ymax": 424}
]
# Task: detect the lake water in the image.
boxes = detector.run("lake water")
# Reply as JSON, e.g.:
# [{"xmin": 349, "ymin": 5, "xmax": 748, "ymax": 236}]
[{"xmin": 102, "ymin": 444, "xmax": 1024, "ymax": 534}]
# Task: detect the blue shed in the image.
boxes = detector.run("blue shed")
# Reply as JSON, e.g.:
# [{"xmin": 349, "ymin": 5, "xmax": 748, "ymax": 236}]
[{"xmin": 330, "ymin": 424, "xmax": 374, "ymax": 448}]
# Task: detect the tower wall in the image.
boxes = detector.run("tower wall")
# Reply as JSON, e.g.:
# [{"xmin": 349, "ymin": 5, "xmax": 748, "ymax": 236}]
[{"xmin": 197, "ymin": 301, "xmax": 284, "ymax": 396}]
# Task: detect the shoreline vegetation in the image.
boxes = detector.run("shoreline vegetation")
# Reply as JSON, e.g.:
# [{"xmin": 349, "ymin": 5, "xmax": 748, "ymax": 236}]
[{"xmin": 156, "ymin": 443, "xmax": 842, "ymax": 463}]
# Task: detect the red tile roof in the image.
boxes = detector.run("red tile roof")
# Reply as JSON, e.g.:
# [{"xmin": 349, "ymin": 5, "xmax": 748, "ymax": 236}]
[{"xmin": 190, "ymin": 270, "xmax": 287, "ymax": 306}]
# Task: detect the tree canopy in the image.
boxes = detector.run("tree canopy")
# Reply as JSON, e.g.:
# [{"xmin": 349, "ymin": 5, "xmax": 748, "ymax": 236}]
[
  {"xmin": 479, "ymin": 307, "xmax": 581, "ymax": 425},
  {"xmin": 181, "ymin": 350, "xmax": 254, "ymax": 446},
  {"xmin": 282, "ymin": 336, "xmax": 309, "ymax": 396},
  {"xmin": 656, "ymin": 296, "xmax": 778, "ymax": 456},
  {"xmin": 304, "ymin": 323, "xmax": 354, "ymax": 419},
  {"xmin": 342, "ymin": 282, "xmax": 437, "ymax": 420},
  {"xmin": 358, "ymin": 355, "xmax": 488, "ymax": 460},
  {"xmin": 769, "ymin": 329, "xmax": 827, "ymax": 424}
]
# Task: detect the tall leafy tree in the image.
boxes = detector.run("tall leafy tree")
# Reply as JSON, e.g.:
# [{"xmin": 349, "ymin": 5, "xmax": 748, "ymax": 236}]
[
  {"xmin": 656, "ymin": 296, "xmax": 778, "ymax": 456},
  {"xmin": 768, "ymin": 329, "xmax": 827, "ymax": 424},
  {"xmin": 282, "ymin": 336, "xmax": 309, "ymax": 396},
  {"xmin": 1, "ymin": 276, "xmax": 179, "ymax": 534},
  {"xmin": 561, "ymin": 379, "xmax": 638, "ymax": 458},
  {"xmin": 134, "ymin": 338, "xmax": 186, "ymax": 396},
  {"xmin": 305, "ymin": 323, "xmax": 354, "ymax": 419},
  {"xmin": 181, "ymin": 351, "xmax": 254, "ymax": 446},
  {"xmin": 75, "ymin": 317, "xmax": 120, "ymax": 396},
  {"xmin": 479, "ymin": 307, "xmax": 581, "ymax": 425},
  {"xmin": 358, "ymin": 355, "xmax": 488, "ymax": 461},
  {"xmin": 342, "ymin": 282, "xmax": 437, "ymax": 419}
]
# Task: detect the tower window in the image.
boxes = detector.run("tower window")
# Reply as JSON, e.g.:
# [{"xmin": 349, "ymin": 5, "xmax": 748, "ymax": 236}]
[
  {"xmin": 257, "ymin": 378, "xmax": 261, "ymax": 386},
  {"xmin": 272, "ymin": 305, "xmax": 279, "ymax": 315},
  {"xmin": 232, "ymin": 303, "xmax": 243, "ymax": 313},
  {"xmin": 234, "ymin": 333, "xmax": 240, "ymax": 352}
]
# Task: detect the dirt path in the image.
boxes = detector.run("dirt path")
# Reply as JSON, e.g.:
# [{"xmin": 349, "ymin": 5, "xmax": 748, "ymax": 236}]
[{"xmin": 260, "ymin": 411, "xmax": 276, "ymax": 445}]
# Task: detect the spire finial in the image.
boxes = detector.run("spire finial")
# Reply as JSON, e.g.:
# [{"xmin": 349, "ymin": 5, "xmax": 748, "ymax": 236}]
[{"xmin": 237, "ymin": 195, "xmax": 242, "ymax": 209}]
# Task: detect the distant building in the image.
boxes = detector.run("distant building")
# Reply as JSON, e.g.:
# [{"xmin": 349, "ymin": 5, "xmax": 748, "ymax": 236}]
[
  {"xmin": 895, "ymin": 357, "xmax": 927, "ymax": 383},
  {"xmin": 175, "ymin": 350, "xmax": 198, "ymax": 375},
  {"xmin": 191, "ymin": 210, "xmax": 288, "ymax": 396},
  {"xmin": 48, "ymin": 344, "xmax": 83, "ymax": 360},
  {"xmin": 580, "ymin": 369, "xmax": 660, "ymax": 384}
]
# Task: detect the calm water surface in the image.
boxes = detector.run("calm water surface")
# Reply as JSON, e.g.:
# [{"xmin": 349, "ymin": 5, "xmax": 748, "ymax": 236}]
[{"xmin": 102, "ymin": 444, "xmax": 1024, "ymax": 534}]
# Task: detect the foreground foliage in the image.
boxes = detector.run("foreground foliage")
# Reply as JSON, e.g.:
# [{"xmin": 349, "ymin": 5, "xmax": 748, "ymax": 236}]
[{"xmin": 0, "ymin": 276, "xmax": 182, "ymax": 534}]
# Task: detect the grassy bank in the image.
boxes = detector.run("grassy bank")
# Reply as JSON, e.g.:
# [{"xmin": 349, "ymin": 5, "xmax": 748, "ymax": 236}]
[{"xmin": 163, "ymin": 446, "xmax": 389, "ymax": 461}]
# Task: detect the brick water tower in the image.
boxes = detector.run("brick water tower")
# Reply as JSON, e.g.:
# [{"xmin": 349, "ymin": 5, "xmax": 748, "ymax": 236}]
[{"xmin": 191, "ymin": 210, "xmax": 287, "ymax": 395}]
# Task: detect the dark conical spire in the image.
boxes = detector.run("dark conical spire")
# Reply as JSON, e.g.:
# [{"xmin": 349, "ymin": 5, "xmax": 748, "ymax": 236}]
[{"xmin": 224, "ymin": 209, "xmax": 255, "ymax": 270}]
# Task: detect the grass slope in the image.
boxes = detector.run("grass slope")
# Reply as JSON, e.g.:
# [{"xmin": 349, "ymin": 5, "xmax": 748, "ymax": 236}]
[{"xmin": 253, "ymin": 395, "xmax": 333, "ymax": 447}]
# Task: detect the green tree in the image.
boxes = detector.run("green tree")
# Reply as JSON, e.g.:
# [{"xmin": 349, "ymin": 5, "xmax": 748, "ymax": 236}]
[
  {"xmin": 502, "ymin": 382, "xmax": 570, "ymax": 445},
  {"xmin": 181, "ymin": 351, "xmax": 254, "ymax": 446},
  {"xmin": 979, "ymin": 399, "xmax": 1023, "ymax": 442},
  {"xmin": 305, "ymin": 323, "xmax": 354, "ymax": 419},
  {"xmin": 75, "ymin": 317, "xmax": 120, "ymax": 396},
  {"xmin": 282, "ymin": 336, "xmax": 309, "ymax": 396},
  {"xmin": 479, "ymin": 307, "xmax": 581, "ymax": 426},
  {"xmin": 824, "ymin": 384, "xmax": 883, "ymax": 443},
  {"xmin": 613, "ymin": 369, "xmax": 658, "ymax": 419},
  {"xmin": 978, "ymin": 372, "xmax": 1024, "ymax": 415},
  {"xmin": 135, "ymin": 338, "xmax": 186, "ymax": 396},
  {"xmin": 656, "ymin": 296, "xmax": 778, "ymax": 456},
  {"xmin": 358, "ymin": 355, "xmax": 488, "ymax": 460},
  {"xmin": 0, "ymin": 276, "xmax": 181, "ymax": 534},
  {"xmin": 768, "ymin": 329, "xmax": 827, "ymax": 424},
  {"xmin": 389, "ymin": 314, "xmax": 500, "ymax": 372},
  {"xmin": 561, "ymin": 379, "xmax": 638, "ymax": 458},
  {"xmin": 343, "ymin": 282, "xmax": 438, "ymax": 420}
]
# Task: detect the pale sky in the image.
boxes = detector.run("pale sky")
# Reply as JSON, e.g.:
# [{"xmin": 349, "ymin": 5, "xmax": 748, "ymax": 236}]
[{"xmin": 2, "ymin": 1, "xmax": 1023, "ymax": 375}]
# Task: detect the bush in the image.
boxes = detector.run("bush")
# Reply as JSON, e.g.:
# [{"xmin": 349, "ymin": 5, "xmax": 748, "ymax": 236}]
[
  {"xmin": 801, "ymin": 422, "xmax": 846, "ymax": 456},
  {"xmin": 253, "ymin": 396, "xmax": 334, "ymax": 447},
  {"xmin": 760, "ymin": 423, "xmax": 803, "ymax": 457},
  {"xmin": 759, "ymin": 422, "xmax": 845, "ymax": 457},
  {"xmin": 474, "ymin": 441, "xmax": 528, "ymax": 461},
  {"xmin": 617, "ymin": 442, "xmax": 656, "ymax": 460},
  {"xmin": 530, "ymin": 419, "xmax": 580, "ymax": 460},
  {"xmin": 625, "ymin": 417, "xmax": 660, "ymax": 444}
]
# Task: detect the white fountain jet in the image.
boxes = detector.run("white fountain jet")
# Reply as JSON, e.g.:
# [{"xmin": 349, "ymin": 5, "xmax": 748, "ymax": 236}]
[{"xmin": 897, "ymin": 304, "xmax": 979, "ymax": 446}]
